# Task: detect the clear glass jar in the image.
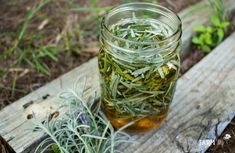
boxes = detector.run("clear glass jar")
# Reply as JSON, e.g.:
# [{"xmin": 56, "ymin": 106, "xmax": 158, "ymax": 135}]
[{"xmin": 98, "ymin": 2, "xmax": 181, "ymax": 133}]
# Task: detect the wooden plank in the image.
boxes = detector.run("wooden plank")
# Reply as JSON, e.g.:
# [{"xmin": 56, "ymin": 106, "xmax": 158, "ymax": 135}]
[
  {"xmin": 0, "ymin": 1, "xmax": 235, "ymax": 152},
  {"xmin": 0, "ymin": 58, "xmax": 100, "ymax": 152},
  {"xmin": 120, "ymin": 32, "xmax": 235, "ymax": 153}
]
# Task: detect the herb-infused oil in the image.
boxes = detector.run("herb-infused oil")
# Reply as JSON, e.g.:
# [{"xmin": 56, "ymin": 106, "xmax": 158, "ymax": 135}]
[{"xmin": 98, "ymin": 3, "xmax": 182, "ymax": 133}]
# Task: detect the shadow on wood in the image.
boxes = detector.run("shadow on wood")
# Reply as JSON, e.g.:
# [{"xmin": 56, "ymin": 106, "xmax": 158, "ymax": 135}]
[{"xmin": 0, "ymin": 135, "xmax": 16, "ymax": 153}]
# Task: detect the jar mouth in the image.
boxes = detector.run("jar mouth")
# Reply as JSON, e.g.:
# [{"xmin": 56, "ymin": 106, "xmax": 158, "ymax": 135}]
[{"xmin": 101, "ymin": 2, "xmax": 182, "ymax": 46}]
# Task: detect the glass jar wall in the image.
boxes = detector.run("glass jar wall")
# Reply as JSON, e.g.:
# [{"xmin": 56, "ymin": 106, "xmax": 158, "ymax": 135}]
[{"xmin": 98, "ymin": 2, "xmax": 182, "ymax": 133}]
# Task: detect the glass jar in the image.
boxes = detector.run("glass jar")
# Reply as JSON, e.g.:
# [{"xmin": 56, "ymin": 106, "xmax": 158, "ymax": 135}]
[{"xmin": 98, "ymin": 2, "xmax": 181, "ymax": 133}]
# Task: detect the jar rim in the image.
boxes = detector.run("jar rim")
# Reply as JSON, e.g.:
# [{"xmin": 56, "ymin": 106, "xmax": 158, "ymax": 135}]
[{"xmin": 101, "ymin": 2, "xmax": 182, "ymax": 45}]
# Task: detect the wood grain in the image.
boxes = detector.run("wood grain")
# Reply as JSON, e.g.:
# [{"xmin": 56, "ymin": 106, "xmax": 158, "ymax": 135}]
[
  {"xmin": 0, "ymin": 1, "xmax": 235, "ymax": 152},
  {"xmin": 120, "ymin": 32, "xmax": 235, "ymax": 153},
  {"xmin": 0, "ymin": 58, "xmax": 100, "ymax": 152}
]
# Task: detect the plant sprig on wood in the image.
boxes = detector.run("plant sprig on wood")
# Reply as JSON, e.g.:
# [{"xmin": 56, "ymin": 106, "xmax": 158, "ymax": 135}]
[{"xmin": 32, "ymin": 79, "xmax": 133, "ymax": 153}]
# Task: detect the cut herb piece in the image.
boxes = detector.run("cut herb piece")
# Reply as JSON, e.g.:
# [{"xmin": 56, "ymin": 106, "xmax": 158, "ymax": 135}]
[
  {"xmin": 99, "ymin": 17, "xmax": 180, "ymax": 118},
  {"xmin": 99, "ymin": 6, "xmax": 181, "ymax": 133}
]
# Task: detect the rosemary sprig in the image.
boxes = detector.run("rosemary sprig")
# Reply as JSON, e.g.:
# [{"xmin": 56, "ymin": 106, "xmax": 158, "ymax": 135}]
[
  {"xmin": 99, "ymin": 14, "xmax": 180, "ymax": 118},
  {"xmin": 32, "ymin": 79, "xmax": 133, "ymax": 153}
]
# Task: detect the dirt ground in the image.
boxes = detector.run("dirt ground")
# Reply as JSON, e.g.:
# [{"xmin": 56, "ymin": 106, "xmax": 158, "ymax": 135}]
[{"xmin": 206, "ymin": 117, "xmax": 235, "ymax": 153}]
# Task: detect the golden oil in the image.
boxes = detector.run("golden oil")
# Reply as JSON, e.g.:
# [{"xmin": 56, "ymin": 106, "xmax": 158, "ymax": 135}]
[{"xmin": 102, "ymin": 100, "xmax": 168, "ymax": 133}]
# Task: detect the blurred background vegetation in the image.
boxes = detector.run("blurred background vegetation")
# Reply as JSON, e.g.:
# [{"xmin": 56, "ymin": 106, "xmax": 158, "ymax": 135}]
[
  {"xmin": 1, "ymin": 0, "xmax": 211, "ymax": 108},
  {"xmin": 0, "ymin": 0, "xmax": 231, "ymax": 107},
  {"xmin": 1, "ymin": 0, "xmax": 169, "ymax": 108}
]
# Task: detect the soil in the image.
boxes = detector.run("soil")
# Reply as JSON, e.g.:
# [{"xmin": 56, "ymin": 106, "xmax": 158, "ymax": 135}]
[
  {"xmin": 180, "ymin": 47, "xmax": 205, "ymax": 75},
  {"xmin": 0, "ymin": 0, "xmax": 96, "ymax": 109},
  {"xmin": 206, "ymin": 117, "xmax": 235, "ymax": 153}
]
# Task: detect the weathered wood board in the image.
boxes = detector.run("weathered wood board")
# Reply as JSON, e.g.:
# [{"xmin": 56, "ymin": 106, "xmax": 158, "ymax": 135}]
[
  {"xmin": 119, "ymin": 32, "xmax": 235, "ymax": 153},
  {"xmin": 0, "ymin": 1, "xmax": 235, "ymax": 152},
  {"xmin": 0, "ymin": 58, "xmax": 100, "ymax": 152}
]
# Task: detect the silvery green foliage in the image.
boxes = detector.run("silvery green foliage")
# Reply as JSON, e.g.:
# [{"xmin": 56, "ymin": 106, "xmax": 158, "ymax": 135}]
[{"xmin": 33, "ymin": 79, "xmax": 133, "ymax": 153}]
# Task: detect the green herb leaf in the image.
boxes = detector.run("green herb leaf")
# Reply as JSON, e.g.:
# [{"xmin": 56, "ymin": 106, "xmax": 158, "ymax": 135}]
[
  {"xmin": 201, "ymin": 45, "xmax": 211, "ymax": 53},
  {"xmin": 192, "ymin": 37, "xmax": 202, "ymax": 45},
  {"xmin": 131, "ymin": 66, "xmax": 151, "ymax": 77},
  {"xmin": 220, "ymin": 21, "xmax": 230, "ymax": 28},
  {"xmin": 217, "ymin": 28, "xmax": 224, "ymax": 43},
  {"xmin": 194, "ymin": 25, "xmax": 206, "ymax": 32},
  {"xmin": 204, "ymin": 33, "xmax": 212, "ymax": 45},
  {"xmin": 211, "ymin": 15, "xmax": 221, "ymax": 27},
  {"xmin": 206, "ymin": 27, "xmax": 213, "ymax": 33},
  {"xmin": 51, "ymin": 144, "xmax": 60, "ymax": 153}
]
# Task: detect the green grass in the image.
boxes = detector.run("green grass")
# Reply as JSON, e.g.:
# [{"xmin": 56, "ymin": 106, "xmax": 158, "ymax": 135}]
[
  {"xmin": 1, "ymin": 0, "xmax": 159, "ymax": 97},
  {"xmin": 0, "ymin": 0, "xmax": 85, "ymax": 95},
  {"xmin": 4, "ymin": 0, "xmax": 50, "ymax": 57},
  {"xmin": 1, "ymin": 0, "xmax": 52, "ymax": 95}
]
